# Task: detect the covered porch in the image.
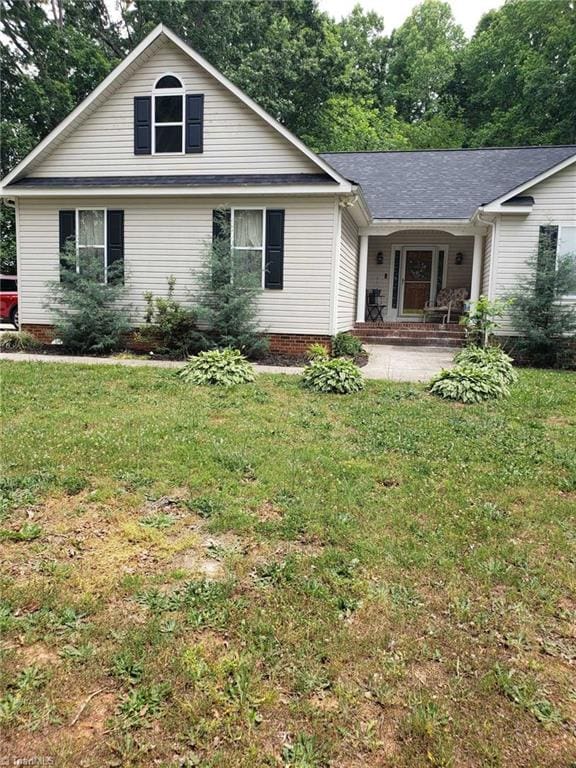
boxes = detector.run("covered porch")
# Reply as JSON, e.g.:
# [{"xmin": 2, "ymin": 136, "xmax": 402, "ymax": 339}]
[{"xmin": 355, "ymin": 221, "xmax": 486, "ymax": 325}]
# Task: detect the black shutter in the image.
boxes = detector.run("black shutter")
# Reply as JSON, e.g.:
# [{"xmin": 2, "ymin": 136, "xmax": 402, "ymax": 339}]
[
  {"xmin": 391, "ymin": 249, "xmax": 401, "ymax": 309},
  {"xmin": 537, "ymin": 225, "xmax": 558, "ymax": 268},
  {"xmin": 212, "ymin": 209, "xmax": 231, "ymax": 288},
  {"xmin": 264, "ymin": 209, "xmax": 285, "ymax": 289},
  {"xmin": 134, "ymin": 96, "xmax": 152, "ymax": 155},
  {"xmin": 107, "ymin": 210, "xmax": 124, "ymax": 284},
  {"xmin": 185, "ymin": 94, "xmax": 204, "ymax": 153},
  {"xmin": 59, "ymin": 209, "xmax": 76, "ymax": 279}
]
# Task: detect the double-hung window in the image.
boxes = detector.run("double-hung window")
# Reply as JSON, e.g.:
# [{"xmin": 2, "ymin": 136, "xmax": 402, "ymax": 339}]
[
  {"xmin": 231, "ymin": 208, "xmax": 265, "ymax": 287},
  {"xmin": 558, "ymin": 225, "xmax": 576, "ymax": 298},
  {"xmin": 77, "ymin": 209, "xmax": 106, "ymax": 282},
  {"xmin": 153, "ymin": 74, "xmax": 184, "ymax": 154}
]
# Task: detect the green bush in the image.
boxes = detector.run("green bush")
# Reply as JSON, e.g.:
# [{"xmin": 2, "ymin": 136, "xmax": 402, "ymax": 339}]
[
  {"xmin": 0, "ymin": 331, "xmax": 42, "ymax": 352},
  {"xmin": 179, "ymin": 348, "xmax": 255, "ymax": 387},
  {"xmin": 332, "ymin": 331, "xmax": 364, "ymax": 358},
  {"xmin": 142, "ymin": 277, "xmax": 203, "ymax": 357},
  {"xmin": 306, "ymin": 342, "xmax": 329, "ymax": 361},
  {"xmin": 49, "ymin": 247, "xmax": 131, "ymax": 354},
  {"xmin": 429, "ymin": 364, "xmax": 510, "ymax": 403},
  {"xmin": 302, "ymin": 357, "xmax": 364, "ymax": 394},
  {"xmin": 193, "ymin": 210, "xmax": 269, "ymax": 359},
  {"xmin": 454, "ymin": 345, "xmax": 517, "ymax": 385}
]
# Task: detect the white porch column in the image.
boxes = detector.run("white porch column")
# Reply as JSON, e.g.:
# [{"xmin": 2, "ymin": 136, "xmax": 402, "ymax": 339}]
[
  {"xmin": 356, "ymin": 235, "xmax": 369, "ymax": 323},
  {"xmin": 470, "ymin": 233, "xmax": 483, "ymax": 302}
]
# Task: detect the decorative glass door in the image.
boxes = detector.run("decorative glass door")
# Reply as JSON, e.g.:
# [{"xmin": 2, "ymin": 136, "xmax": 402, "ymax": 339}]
[{"xmin": 401, "ymin": 250, "xmax": 433, "ymax": 314}]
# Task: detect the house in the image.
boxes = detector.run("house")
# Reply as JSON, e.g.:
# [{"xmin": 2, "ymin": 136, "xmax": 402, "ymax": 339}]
[{"xmin": 1, "ymin": 24, "xmax": 575, "ymax": 353}]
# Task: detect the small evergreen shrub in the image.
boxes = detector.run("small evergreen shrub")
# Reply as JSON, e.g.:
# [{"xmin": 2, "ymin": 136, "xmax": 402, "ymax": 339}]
[
  {"xmin": 193, "ymin": 210, "xmax": 269, "ymax": 359},
  {"xmin": 454, "ymin": 345, "xmax": 517, "ymax": 385},
  {"xmin": 179, "ymin": 348, "xmax": 255, "ymax": 387},
  {"xmin": 0, "ymin": 331, "xmax": 42, "ymax": 352},
  {"xmin": 302, "ymin": 357, "xmax": 364, "ymax": 394},
  {"xmin": 48, "ymin": 247, "xmax": 131, "ymax": 354},
  {"xmin": 429, "ymin": 364, "xmax": 510, "ymax": 403},
  {"xmin": 509, "ymin": 248, "xmax": 576, "ymax": 368},
  {"xmin": 142, "ymin": 276, "xmax": 203, "ymax": 357},
  {"xmin": 332, "ymin": 331, "xmax": 364, "ymax": 358},
  {"xmin": 306, "ymin": 342, "xmax": 329, "ymax": 361}
]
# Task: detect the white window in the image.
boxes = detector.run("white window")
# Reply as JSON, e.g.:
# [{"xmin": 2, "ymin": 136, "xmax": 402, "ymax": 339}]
[
  {"xmin": 153, "ymin": 74, "xmax": 184, "ymax": 154},
  {"xmin": 77, "ymin": 209, "xmax": 106, "ymax": 282},
  {"xmin": 231, "ymin": 208, "xmax": 265, "ymax": 287}
]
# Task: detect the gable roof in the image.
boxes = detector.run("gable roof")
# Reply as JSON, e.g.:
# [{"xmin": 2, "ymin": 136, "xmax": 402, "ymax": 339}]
[
  {"xmin": 320, "ymin": 146, "xmax": 576, "ymax": 220},
  {"xmin": 1, "ymin": 24, "xmax": 349, "ymax": 190}
]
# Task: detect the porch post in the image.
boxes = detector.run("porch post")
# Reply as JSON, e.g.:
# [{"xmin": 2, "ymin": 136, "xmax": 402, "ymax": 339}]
[
  {"xmin": 470, "ymin": 233, "xmax": 482, "ymax": 303},
  {"xmin": 356, "ymin": 235, "xmax": 369, "ymax": 323}
]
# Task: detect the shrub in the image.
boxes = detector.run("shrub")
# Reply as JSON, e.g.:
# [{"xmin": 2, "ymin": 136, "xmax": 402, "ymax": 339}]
[
  {"xmin": 0, "ymin": 331, "xmax": 41, "ymax": 352},
  {"xmin": 48, "ymin": 247, "xmax": 131, "ymax": 354},
  {"xmin": 301, "ymin": 357, "xmax": 364, "ymax": 394},
  {"xmin": 461, "ymin": 295, "xmax": 509, "ymax": 348},
  {"xmin": 429, "ymin": 364, "xmax": 510, "ymax": 403},
  {"xmin": 193, "ymin": 210, "xmax": 269, "ymax": 359},
  {"xmin": 306, "ymin": 342, "xmax": 329, "ymax": 361},
  {"xmin": 179, "ymin": 348, "xmax": 255, "ymax": 387},
  {"xmin": 509, "ymin": 245, "xmax": 576, "ymax": 368},
  {"xmin": 332, "ymin": 331, "xmax": 364, "ymax": 358},
  {"xmin": 142, "ymin": 276, "xmax": 203, "ymax": 357},
  {"xmin": 454, "ymin": 345, "xmax": 517, "ymax": 385}
]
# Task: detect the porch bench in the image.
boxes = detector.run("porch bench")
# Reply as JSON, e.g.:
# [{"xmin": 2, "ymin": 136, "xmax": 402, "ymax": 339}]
[{"xmin": 423, "ymin": 287, "xmax": 469, "ymax": 324}]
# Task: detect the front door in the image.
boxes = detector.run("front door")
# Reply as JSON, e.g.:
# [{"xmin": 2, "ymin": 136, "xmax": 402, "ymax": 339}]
[{"xmin": 401, "ymin": 249, "xmax": 433, "ymax": 315}]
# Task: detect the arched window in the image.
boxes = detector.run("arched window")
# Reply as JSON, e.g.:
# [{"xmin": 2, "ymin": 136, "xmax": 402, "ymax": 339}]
[{"xmin": 153, "ymin": 74, "xmax": 184, "ymax": 153}]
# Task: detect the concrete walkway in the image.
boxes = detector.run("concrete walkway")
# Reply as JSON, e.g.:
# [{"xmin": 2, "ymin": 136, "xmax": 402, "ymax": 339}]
[{"xmin": 0, "ymin": 345, "xmax": 453, "ymax": 383}]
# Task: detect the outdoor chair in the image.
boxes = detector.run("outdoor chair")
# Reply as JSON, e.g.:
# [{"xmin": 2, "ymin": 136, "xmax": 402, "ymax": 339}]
[{"xmin": 423, "ymin": 287, "xmax": 469, "ymax": 324}]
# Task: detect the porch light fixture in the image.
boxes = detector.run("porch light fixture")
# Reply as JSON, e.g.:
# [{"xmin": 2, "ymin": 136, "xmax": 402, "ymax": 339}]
[
  {"xmin": 455, "ymin": 252, "xmax": 464, "ymax": 265},
  {"xmin": 376, "ymin": 251, "xmax": 384, "ymax": 264}
]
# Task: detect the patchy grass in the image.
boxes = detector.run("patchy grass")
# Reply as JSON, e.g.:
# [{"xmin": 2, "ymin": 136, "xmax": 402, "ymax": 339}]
[{"xmin": 0, "ymin": 361, "xmax": 575, "ymax": 767}]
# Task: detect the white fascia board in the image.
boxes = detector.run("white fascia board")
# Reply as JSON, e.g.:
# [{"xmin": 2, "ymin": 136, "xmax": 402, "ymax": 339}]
[
  {"xmin": 482, "ymin": 152, "xmax": 576, "ymax": 208},
  {"xmin": 481, "ymin": 204, "xmax": 533, "ymax": 214},
  {"xmin": 360, "ymin": 218, "xmax": 485, "ymax": 236},
  {"xmin": 0, "ymin": 184, "xmax": 346, "ymax": 198},
  {"xmin": 2, "ymin": 24, "xmax": 350, "ymax": 190}
]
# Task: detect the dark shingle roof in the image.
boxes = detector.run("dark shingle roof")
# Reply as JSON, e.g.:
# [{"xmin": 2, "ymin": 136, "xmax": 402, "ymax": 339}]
[
  {"xmin": 320, "ymin": 146, "xmax": 576, "ymax": 219},
  {"xmin": 9, "ymin": 173, "xmax": 334, "ymax": 188}
]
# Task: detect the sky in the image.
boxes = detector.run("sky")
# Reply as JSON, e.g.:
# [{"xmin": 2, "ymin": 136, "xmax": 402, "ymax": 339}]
[{"xmin": 317, "ymin": 0, "xmax": 505, "ymax": 36}]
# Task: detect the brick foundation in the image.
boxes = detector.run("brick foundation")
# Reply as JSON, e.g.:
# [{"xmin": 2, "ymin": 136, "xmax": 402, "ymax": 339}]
[
  {"xmin": 21, "ymin": 324, "xmax": 56, "ymax": 344},
  {"xmin": 267, "ymin": 334, "xmax": 332, "ymax": 356},
  {"xmin": 21, "ymin": 324, "xmax": 332, "ymax": 358}
]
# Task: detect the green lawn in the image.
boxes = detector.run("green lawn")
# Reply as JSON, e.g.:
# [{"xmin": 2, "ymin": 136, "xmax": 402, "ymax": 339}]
[{"xmin": 0, "ymin": 361, "xmax": 575, "ymax": 767}]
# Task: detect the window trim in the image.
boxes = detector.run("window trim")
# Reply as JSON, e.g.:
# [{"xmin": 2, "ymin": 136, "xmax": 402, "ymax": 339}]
[
  {"xmin": 557, "ymin": 223, "xmax": 576, "ymax": 299},
  {"xmin": 75, "ymin": 207, "xmax": 108, "ymax": 283},
  {"xmin": 152, "ymin": 73, "xmax": 185, "ymax": 155},
  {"xmin": 231, "ymin": 207, "xmax": 267, "ymax": 289}
]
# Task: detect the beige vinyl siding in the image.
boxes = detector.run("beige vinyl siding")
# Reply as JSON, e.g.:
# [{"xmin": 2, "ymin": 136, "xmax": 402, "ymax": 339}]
[
  {"xmin": 492, "ymin": 162, "xmax": 576, "ymax": 332},
  {"xmin": 481, "ymin": 226, "xmax": 493, "ymax": 296},
  {"xmin": 17, "ymin": 195, "xmax": 336, "ymax": 334},
  {"xmin": 366, "ymin": 231, "xmax": 474, "ymax": 311},
  {"xmin": 29, "ymin": 40, "xmax": 318, "ymax": 178},
  {"xmin": 336, "ymin": 208, "xmax": 359, "ymax": 332}
]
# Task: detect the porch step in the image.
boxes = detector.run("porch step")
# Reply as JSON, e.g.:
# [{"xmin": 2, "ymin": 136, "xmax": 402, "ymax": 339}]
[{"xmin": 353, "ymin": 322, "xmax": 465, "ymax": 348}]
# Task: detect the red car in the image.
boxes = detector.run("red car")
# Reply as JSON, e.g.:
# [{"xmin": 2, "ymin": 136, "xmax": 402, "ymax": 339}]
[{"xmin": 0, "ymin": 275, "xmax": 18, "ymax": 327}]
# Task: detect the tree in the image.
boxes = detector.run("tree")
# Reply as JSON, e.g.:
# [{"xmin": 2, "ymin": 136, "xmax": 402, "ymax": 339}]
[
  {"xmin": 509, "ymin": 240, "xmax": 576, "ymax": 368},
  {"xmin": 193, "ymin": 211, "xmax": 269, "ymax": 359},
  {"xmin": 386, "ymin": 0, "xmax": 465, "ymax": 122},
  {"xmin": 302, "ymin": 97, "xmax": 407, "ymax": 152},
  {"xmin": 458, "ymin": 0, "xmax": 576, "ymax": 146}
]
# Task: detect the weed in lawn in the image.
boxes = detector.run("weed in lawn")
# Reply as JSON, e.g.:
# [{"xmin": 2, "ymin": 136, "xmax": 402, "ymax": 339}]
[
  {"xmin": 59, "ymin": 642, "xmax": 95, "ymax": 664},
  {"xmin": 117, "ymin": 682, "xmax": 171, "ymax": 729},
  {"xmin": 111, "ymin": 652, "xmax": 144, "ymax": 684},
  {"xmin": 140, "ymin": 512, "xmax": 176, "ymax": 529},
  {"xmin": 283, "ymin": 732, "xmax": 326, "ymax": 767},
  {"xmin": 490, "ymin": 664, "xmax": 563, "ymax": 725},
  {"xmin": 0, "ymin": 522, "xmax": 42, "ymax": 541}
]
